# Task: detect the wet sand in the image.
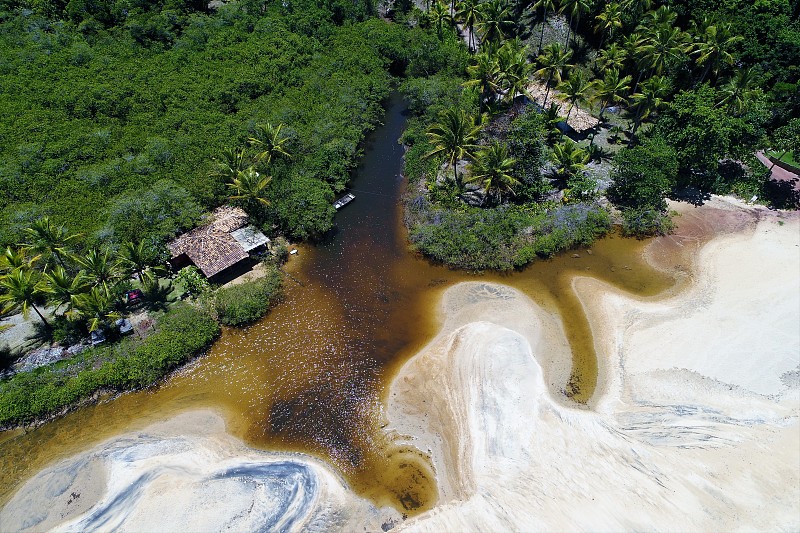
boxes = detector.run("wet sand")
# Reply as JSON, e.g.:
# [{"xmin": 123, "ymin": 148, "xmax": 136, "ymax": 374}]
[
  {"xmin": 3, "ymin": 197, "xmax": 798, "ymax": 531},
  {"xmin": 388, "ymin": 198, "xmax": 800, "ymax": 530}
]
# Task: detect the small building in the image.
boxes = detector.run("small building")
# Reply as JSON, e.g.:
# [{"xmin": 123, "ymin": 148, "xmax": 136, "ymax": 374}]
[{"xmin": 167, "ymin": 206, "xmax": 270, "ymax": 279}]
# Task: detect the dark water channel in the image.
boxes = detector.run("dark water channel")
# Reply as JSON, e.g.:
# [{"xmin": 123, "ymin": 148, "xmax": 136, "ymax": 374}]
[{"xmin": 0, "ymin": 94, "xmax": 677, "ymax": 514}]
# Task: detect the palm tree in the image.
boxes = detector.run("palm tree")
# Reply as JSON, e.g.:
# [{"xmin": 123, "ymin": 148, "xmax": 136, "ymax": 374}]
[
  {"xmin": 592, "ymin": 68, "xmax": 631, "ymax": 119},
  {"xmin": 0, "ymin": 268, "xmax": 50, "ymax": 328},
  {"xmin": 70, "ymin": 287, "xmax": 122, "ymax": 333},
  {"xmin": 210, "ymin": 147, "xmax": 249, "ymax": 183},
  {"xmin": 73, "ymin": 248, "xmax": 123, "ymax": 297},
  {"xmin": 119, "ymin": 241, "xmax": 160, "ymax": 289},
  {"xmin": 477, "ymin": 0, "xmax": 513, "ymax": 44},
  {"xmin": 248, "ymin": 122, "xmax": 291, "ymax": 165},
  {"xmin": 594, "ymin": 1, "xmax": 623, "ymax": 52},
  {"xmin": 629, "ymin": 75, "xmax": 670, "ymax": 137},
  {"xmin": 641, "ymin": 25, "xmax": 686, "ymax": 78},
  {"xmin": 429, "ymin": 1, "xmax": 454, "ymax": 39},
  {"xmin": 227, "ymin": 166, "xmax": 272, "ymax": 212},
  {"xmin": 551, "ymin": 140, "xmax": 589, "ymax": 183},
  {"xmin": 40, "ymin": 266, "xmax": 90, "ymax": 316},
  {"xmin": 621, "ymin": 0, "xmax": 652, "ymax": 18},
  {"xmin": 557, "ymin": 70, "xmax": 592, "ymax": 121},
  {"xmin": 643, "ymin": 5, "xmax": 676, "ymax": 28},
  {"xmin": 456, "ymin": 0, "xmax": 482, "ymax": 52},
  {"xmin": 718, "ymin": 67, "xmax": 760, "ymax": 115},
  {"xmin": 22, "ymin": 217, "xmax": 80, "ymax": 269},
  {"xmin": 532, "ymin": 0, "xmax": 557, "ymax": 54},
  {"xmin": 535, "ymin": 42, "xmax": 573, "ymax": 106},
  {"xmin": 0, "ymin": 246, "xmax": 40, "ymax": 274},
  {"xmin": 687, "ymin": 18, "xmax": 743, "ymax": 85},
  {"xmin": 424, "ymin": 108, "xmax": 482, "ymax": 189},
  {"xmin": 559, "ymin": 0, "xmax": 592, "ymax": 48},
  {"xmin": 497, "ymin": 39, "xmax": 533, "ymax": 103},
  {"xmin": 465, "ymin": 50, "xmax": 501, "ymax": 112},
  {"xmin": 596, "ymin": 43, "xmax": 627, "ymax": 72},
  {"xmin": 543, "ymin": 102, "xmax": 566, "ymax": 143},
  {"xmin": 467, "ymin": 142, "xmax": 520, "ymax": 204}
]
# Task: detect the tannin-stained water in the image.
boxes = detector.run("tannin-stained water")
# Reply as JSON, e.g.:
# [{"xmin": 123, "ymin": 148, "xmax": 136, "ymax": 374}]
[{"xmin": 0, "ymin": 94, "xmax": 678, "ymax": 514}]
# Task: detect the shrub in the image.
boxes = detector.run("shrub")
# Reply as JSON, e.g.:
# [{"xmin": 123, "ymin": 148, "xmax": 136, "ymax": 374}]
[
  {"xmin": 620, "ymin": 207, "xmax": 675, "ymax": 238},
  {"xmin": 214, "ymin": 267, "xmax": 283, "ymax": 326},
  {"xmin": 0, "ymin": 304, "xmax": 219, "ymax": 427}
]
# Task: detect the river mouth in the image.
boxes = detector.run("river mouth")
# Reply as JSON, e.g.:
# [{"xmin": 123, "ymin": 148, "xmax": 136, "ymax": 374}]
[{"xmin": 0, "ymin": 95, "xmax": 680, "ymax": 515}]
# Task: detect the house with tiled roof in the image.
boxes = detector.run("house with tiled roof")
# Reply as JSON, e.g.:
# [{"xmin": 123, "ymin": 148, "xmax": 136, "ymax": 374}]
[{"xmin": 167, "ymin": 206, "xmax": 270, "ymax": 279}]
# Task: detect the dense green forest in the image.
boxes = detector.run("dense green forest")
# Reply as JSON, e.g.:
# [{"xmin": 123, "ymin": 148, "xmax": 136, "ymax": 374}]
[
  {"xmin": 0, "ymin": 0, "xmax": 462, "ymax": 249},
  {"xmin": 395, "ymin": 0, "xmax": 798, "ymax": 269}
]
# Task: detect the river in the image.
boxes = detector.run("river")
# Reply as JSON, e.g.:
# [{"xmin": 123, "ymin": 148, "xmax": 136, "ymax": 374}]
[{"xmin": 0, "ymin": 94, "xmax": 678, "ymax": 514}]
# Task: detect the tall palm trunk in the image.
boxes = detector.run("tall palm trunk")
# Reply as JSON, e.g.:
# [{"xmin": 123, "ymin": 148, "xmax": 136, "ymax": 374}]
[
  {"xmin": 538, "ymin": 5, "xmax": 548, "ymax": 54},
  {"xmin": 564, "ymin": 13, "xmax": 573, "ymax": 48},
  {"xmin": 543, "ymin": 73, "xmax": 553, "ymax": 106},
  {"xmin": 31, "ymin": 303, "xmax": 50, "ymax": 328}
]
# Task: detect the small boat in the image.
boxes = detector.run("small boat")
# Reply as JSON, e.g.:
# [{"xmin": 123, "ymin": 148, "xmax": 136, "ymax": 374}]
[{"xmin": 333, "ymin": 193, "xmax": 355, "ymax": 210}]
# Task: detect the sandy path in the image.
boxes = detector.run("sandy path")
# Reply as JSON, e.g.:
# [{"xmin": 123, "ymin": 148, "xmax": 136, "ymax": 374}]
[{"xmin": 388, "ymin": 198, "xmax": 800, "ymax": 531}]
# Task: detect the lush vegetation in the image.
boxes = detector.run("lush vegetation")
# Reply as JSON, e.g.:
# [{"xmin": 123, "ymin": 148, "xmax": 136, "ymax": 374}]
[
  {"xmin": 214, "ymin": 266, "xmax": 283, "ymax": 326},
  {"xmin": 400, "ymin": 0, "xmax": 797, "ymax": 264},
  {"xmin": 0, "ymin": 304, "xmax": 219, "ymax": 427},
  {"xmin": 0, "ymin": 0, "xmax": 450, "ymax": 248}
]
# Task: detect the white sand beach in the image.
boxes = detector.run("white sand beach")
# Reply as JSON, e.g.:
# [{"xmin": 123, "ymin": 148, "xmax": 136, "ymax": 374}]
[
  {"xmin": 3, "ymin": 197, "xmax": 798, "ymax": 531},
  {"xmin": 388, "ymin": 200, "xmax": 800, "ymax": 531}
]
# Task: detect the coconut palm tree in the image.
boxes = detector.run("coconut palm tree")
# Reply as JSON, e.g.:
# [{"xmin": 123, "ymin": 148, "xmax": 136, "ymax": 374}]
[
  {"xmin": 551, "ymin": 140, "xmax": 589, "ymax": 183},
  {"xmin": 535, "ymin": 42, "xmax": 573, "ymax": 106},
  {"xmin": 543, "ymin": 102, "xmax": 566, "ymax": 143},
  {"xmin": 22, "ymin": 217, "xmax": 80, "ymax": 269},
  {"xmin": 456, "ymin": 0, "xmax": 482, "ymax": 52},
  {"xmin": 429, "ymin": 0, "xmax": 454, "ymax": 39},
  {"xmin": 467, "ymin": 142, "xmax": 520, "ymax": 204},
  {"xmin": 559, "ymin": 0, "xmax": 592, "ymax": 48},
  {"xmin": 40, "ymin": 266, "xmax": 90, "ymax": 317},
  {"xmin": 248, "ymin": 122, "xmax": 291, "ymax": 165},
  {"xmin": 592, "ymin": 68, "xmax": 631, "ymax": 120},
  {"xmin": 557, "ymin": 70, "xmax": 592, "ymax": 121},
  {"xmin": 594, "ymin": 1, "xmax": 623, "ymax": 52},
  {"xmin": 687, "ymin": 18, "xmax": 743, "ymax": 85},
  {"xmin": 629, "ymin": 75, "xmax": 670, "ymax": 137},
  {"xmin": 73, "ymin": 248, "xmax": 123, "ymax": 297},
  {"xmin": 497, "ymin": 39, "xmax": 533, "ymax": 103},
  {"xmin": 477, "ymin": 0, "xmax": 513, "ymax": 44},
  {"xmin": 642, "ymin": 5, "xmax": 676, "ymax": 29},
  {"xmin": 465, "ymin": 50, "xmax": 502, "ymax": 112},
  {"xmin": 596, "ymin": 43, "xmax": 627, "ymax": 72},
  {"xmin": 717, "ymin": 67, "xmax": 760, "ymax": 115},
  {"xmin": 0, "ymin": 246, "xmax": 40, "ymax": 274},
  {"xmin": 424, "ymin": 108, "xmax": 483, "ymax": 189},
  {"xmin": 640, "ymin": 25, "xmax": 686, "ymax": 78},
  {"xmin": 70, "ymin": 287, "xmax": 122, "ymax": 333},
  {"xmin": 210, "ymin": 147, "xmax": 249, "ymax": 183},
  {"xmin": 0, "ymin": 268, "xmax": 50, "ymax": 328},
  {"xmin": 119, "ymin": 241, "xmax": 162, "ymax": 289},
  {"xmin": 227, "ymin": 166, "xmax": 273, "ymax": 217},
  {"xmin": 531, "ymin": 0, "xmax": 557, "ymax": 54}
]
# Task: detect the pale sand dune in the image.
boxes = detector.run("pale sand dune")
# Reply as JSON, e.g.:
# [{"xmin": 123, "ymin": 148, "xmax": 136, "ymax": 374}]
[
  {"xmin": 0, "ymin": 410, "xmax": 399, "ymax": 532},
  {"xmin": 389, "ymin": 204, "xmax": 800, "ymax": 531},
  {"xmin": 2, "ymin": 199, "xmax": 798, "ymax": 532}
]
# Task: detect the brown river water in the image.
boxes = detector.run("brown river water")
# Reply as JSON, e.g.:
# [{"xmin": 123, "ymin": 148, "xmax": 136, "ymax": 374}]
[{"xmin": 0, "ymin": 94, "xmax": 678, "ymax": 515}]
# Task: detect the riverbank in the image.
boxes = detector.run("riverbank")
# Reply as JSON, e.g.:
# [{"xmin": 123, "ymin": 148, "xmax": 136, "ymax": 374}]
[
  {"xmin": 2, "ymin": 197, "xmax": 798, "ymax": 529},
  {"xmin": 387, "ymin": 196, "xmax": 800, "ymax": 530}
]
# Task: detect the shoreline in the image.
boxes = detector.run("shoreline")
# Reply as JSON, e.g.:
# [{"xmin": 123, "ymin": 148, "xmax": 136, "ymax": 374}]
[
  {"xmin": 386, "ymin": 196, "xmax": 800, "ymax": 530},
  {"xmin": 2, "ymin": 196, "xmax": 798, "ymax": 530}
]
